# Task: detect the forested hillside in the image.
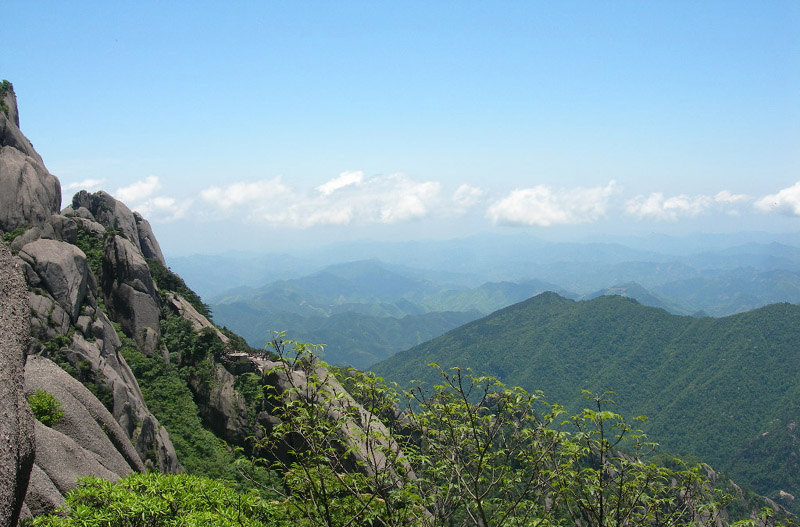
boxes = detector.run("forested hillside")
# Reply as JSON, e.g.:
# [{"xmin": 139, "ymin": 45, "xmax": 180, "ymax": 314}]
[{"xmin": 372, "ymin": 292, "xmax": 800, "ymax": 510}]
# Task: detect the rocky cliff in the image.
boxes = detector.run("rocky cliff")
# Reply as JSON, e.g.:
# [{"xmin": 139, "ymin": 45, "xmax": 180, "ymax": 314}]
[
  {"xmin": 0, "ymin": 83, "xmax": 183, "ymax": 520},
  {"xmin": 0, "ymin": 242, "xmax": 35, "ymax": 527},
  {"xmin": 1, "ymin": 82, "xmax": 413, "ymax": 525}
]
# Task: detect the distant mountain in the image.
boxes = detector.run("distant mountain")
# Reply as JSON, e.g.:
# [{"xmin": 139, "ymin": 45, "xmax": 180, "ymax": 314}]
[
  {"xmin": 420, "ymin": 278, "xmax": 573, "ymax": 313},
  {"xmin": 213, "ymin": 303, "xmax": 480, "ymax": 368},
  {"xmin": 372, "ymin": 293, "xmax": 800, "ymax": 508},
  {"xmin": 583, "ymin": 281, "xmax": 690, "ymax": 314},
  {"xmin": 653, "ymin": 268, "xmax": 800, "ymax": 316}
]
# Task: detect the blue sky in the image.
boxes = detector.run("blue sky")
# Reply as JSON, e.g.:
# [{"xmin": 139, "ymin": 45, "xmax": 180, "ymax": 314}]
[{"xmin": 4, "ymin": 1, "xmax": 799, "ymax": 255}]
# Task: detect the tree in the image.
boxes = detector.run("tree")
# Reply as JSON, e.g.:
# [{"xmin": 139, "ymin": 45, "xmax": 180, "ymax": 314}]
[{"xmin": 243, "ymin": 334, "xmax": 423, "ymax": 526}]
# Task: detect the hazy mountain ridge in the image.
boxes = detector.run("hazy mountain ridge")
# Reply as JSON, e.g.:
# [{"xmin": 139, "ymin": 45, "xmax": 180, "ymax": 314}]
[{"xmin": 207, "ymin": 242, "xmax": 800, "ymax": 367}]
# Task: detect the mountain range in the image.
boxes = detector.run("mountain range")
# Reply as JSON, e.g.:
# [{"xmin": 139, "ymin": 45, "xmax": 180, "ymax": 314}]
[{"xmin": 206, "ymin": 246, "xmax": 800, "ymax": 367}]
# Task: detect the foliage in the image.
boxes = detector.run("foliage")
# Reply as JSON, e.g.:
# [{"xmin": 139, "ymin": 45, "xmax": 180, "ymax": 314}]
[
  {"xmin": 0, "ymin": 79, "xmax": 11, "ymax": 117},
  {"xmin": 160, "ymin": 314, "xmax": 223, "ymax": 367},
  {"xmin": 2, "ymin": 226, "xmax": 26, "ymax": 244},
  {"xmin": 27, "ymin": 473, "xmax": 285, "ymax": 527},
  {"xmin": 248, "ymin": 334, "xmax": 424, "ymax": 526},
  {"xmin": 73, "ymin": 225, "xmax": 104, "ymax": 277},
  {"xmin": 117, "ymin": 326, "xmax": 240, "ymax": 484},
  {"xmin": 245, "ymin": 338, "xmax": 770, "ymax": 526},
  {"xmin": 146, "ymin": 257, "xmax": 212, "ymax": 319},
  {"xmin": 28, "ymin": 389, "xmax": 65, "ymax": 427}
]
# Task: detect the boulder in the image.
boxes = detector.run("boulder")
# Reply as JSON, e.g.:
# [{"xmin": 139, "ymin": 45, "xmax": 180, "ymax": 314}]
[
  {"xmin": 54, "ymin": 310, "xmax": 181, "ymax": 474},
  {"xmin": 25, "ymin": 355, "xmax": 146, "ymax": 475},
  {"xmin": 0, "ymin": 85, "xmax": 41, "ymax": 164},
  {"xmin": 0, "ymin": 146, "xmax": 61, "ymax": 233},
  {"xmin": 41, "ymin": 214, "xmax": 78, "ymax": 244},
  {"xmin": 71, "ymin": 191, "xmax": 140, "ymax": 251},
  {"xmin": 9, "ymin": 227, "xmax": 42, "ymax": 253},
  {"xmin": 0, "ymin": 243, "xmax": 35, "ymax": 527},
  {"xmin": 190, "ymin": 362, "xmax": 249, "ymax": 445},
  {"xmin": 19, "ymin": 239, "xmax": 89, "ymax": 323},
  {"xmin": 101, "ymin": 235, "xmax": 161, "ymax": 355},
  {"xmin": 0, "ymin": 87, "xmax": 60, "ymax": 233},
  {"xmin": 22, "ymin": 355, "xmax": 149, "ymax": 515},
  {"xmin": 134, "ymin": 212, "xmax": 165, "ymax": 265},
  {"xmin": 71, "ymin": 216, "xmax": 105, "ymax": 238},
  {"xmin": 27, "ymin": 291, "xmax": 70, "ymax": 345}
]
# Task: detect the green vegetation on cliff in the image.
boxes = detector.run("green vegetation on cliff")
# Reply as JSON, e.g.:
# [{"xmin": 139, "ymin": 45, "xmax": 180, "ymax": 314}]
[{"xmin": 31, "ymin": 349, "xmax": 794, "ymax": 526}]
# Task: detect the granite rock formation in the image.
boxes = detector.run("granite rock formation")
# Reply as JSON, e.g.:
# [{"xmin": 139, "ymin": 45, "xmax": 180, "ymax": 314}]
[{"xmin": 0, "ymin": 242, "xmax": 35, "ymax": 527}]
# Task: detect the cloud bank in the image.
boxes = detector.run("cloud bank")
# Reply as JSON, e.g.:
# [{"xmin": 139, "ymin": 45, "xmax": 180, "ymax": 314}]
[
  {"xmin": 200, "ymin": 172, "xmax": 447, "ymax": 228},
  {"xmin": 755, "ymin": 181, "xmax": 800, "ymax": 216},
  {"xmin": 487, "ymin": 181, "xmax": 618, "ymax": 226},
  {"xmin": 116, "ymin": 176, "xmax": 190, "ymax": 222},
  {"xmin": 111, "ymin": 171, "xmax": 800, "ymax": 232}
]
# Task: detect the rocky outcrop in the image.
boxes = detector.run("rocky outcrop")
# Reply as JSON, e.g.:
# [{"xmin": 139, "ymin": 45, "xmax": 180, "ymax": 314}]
[
  {"xmin": 0, "ymin": 84, "xmax": 60, "ymax": 233},
  {"xmin": 71, "ymin": 191, "xmax": 141, "ymax": 253},
  {"xmin": 18, "ymin": 239, "xmax": 89, "ymax": 323},
  {"xmin": 134, "ymin": 212, "xmax": 165, "ymax": 266},
  {"xmin": 20, "ymin": 355, "xmax": 181, "ymax": 518},
  {"xmin": 0, "ymin": 86, "xmax": 181, "ymax": 518},
  {"xmin": 2, "ymin": 81, "xmax": 20, "ymax": 128},
  {"xmin": 0, "ymin": 243, "xmax": 35, "ymax": 527},
  {"xmin": 190, "ymin": 362, "xmax": 249, "ymax": 445},
  {"xmin": 101, "ymin": 235, "xmax": 161, "ymax": 356},
  {"xmin": 165, "ymin": 291, "xmax": 228, "ymax": 343}
]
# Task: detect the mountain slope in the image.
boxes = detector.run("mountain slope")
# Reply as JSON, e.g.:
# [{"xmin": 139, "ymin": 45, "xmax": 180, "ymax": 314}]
[{"xmin": 372, "ymin": 293, "xmax": 800, "ymax": 506}]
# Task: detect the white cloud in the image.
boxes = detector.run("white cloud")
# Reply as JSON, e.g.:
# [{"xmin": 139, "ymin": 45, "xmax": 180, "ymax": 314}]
[
  {"xmin": 487, "ymin": 181, "xmax": 618, "ymax": 226},
  {"xmin": 755, "ymin": 181, "xmax": 800, "ymax": 216},
  {"xmin": 65, "ymin": 178, "xmax": 106, "ymax": 191},
  {"xmin": 115, "ymin": 176, "xmax": 162, "ymax": 203},
  {"xmin": 316, "ymin": 171, "xmax": 364, "ymax": 195},
  {"xmin": 133, "ymin": 196, "xmax": 193, "ymax": 223},
  {"xmin": 715, "ymin": 190, "xmax": 750, "ymax": 204},
  {"xmin": 453, "ymin": 184, "xmax": 484, "ymax": 208},
  {"xmin": 199, "ymin": 177, "xmax": 293, "ymax": 209},
  {"xmin": 200, "ymin": 173, "xmax": 442, "ymax": 227},
  {"xmin": 625, "ymin": 192, "xmax": 714, "ymax": 221}
]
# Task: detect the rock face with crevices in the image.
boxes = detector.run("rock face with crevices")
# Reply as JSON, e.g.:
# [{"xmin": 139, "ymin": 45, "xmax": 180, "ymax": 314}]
[
  {"xmin": 23, "ymin": 355, "xmax": 146, "ymax": 516},
  {"xmin": 0, "ymin": 242, "xmax": 35, "ymax": 527},
  {"xmin": 102, "ymin": 235, "xmax": 162, "ymax": 356},
  {"xmin": 18, "ymin": 239, "xmax": 89, "ymax": 323},
  {"xmin": 0, "ymin": 83, "xmax": 60, "ymax": 233}
]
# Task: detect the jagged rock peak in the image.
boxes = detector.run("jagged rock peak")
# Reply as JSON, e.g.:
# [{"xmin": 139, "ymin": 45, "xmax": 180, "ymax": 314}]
[
  {"xmin": 71, "ymin": 191, "xmax": 141, "ymax": 251},
  {"xmin": 0, "ymin": 81, "xmax": 60, "ymax": 233},
  {"xmin": 1, "ymin": 80, "xmax": 20, "ymax": 128}
]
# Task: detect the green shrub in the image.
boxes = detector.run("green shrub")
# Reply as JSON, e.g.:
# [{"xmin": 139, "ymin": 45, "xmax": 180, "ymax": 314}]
[
  {"xmin": 0, "ymin": 79, "xmax": 12, "ymax": 117},
  {"xmin": 28, "ymin": 473, "xmax": 284, "ymax": 527},
  {"xmin": 28, "ymin": 389, "xmax": 65, "ymax": 426},
  {"xmin": 73, "ymin": 225, "xmax": 104, "ymax": 277},
  {"xmin": 2, "ymin": 227, "xmax": 26, "ymax": 244}
]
